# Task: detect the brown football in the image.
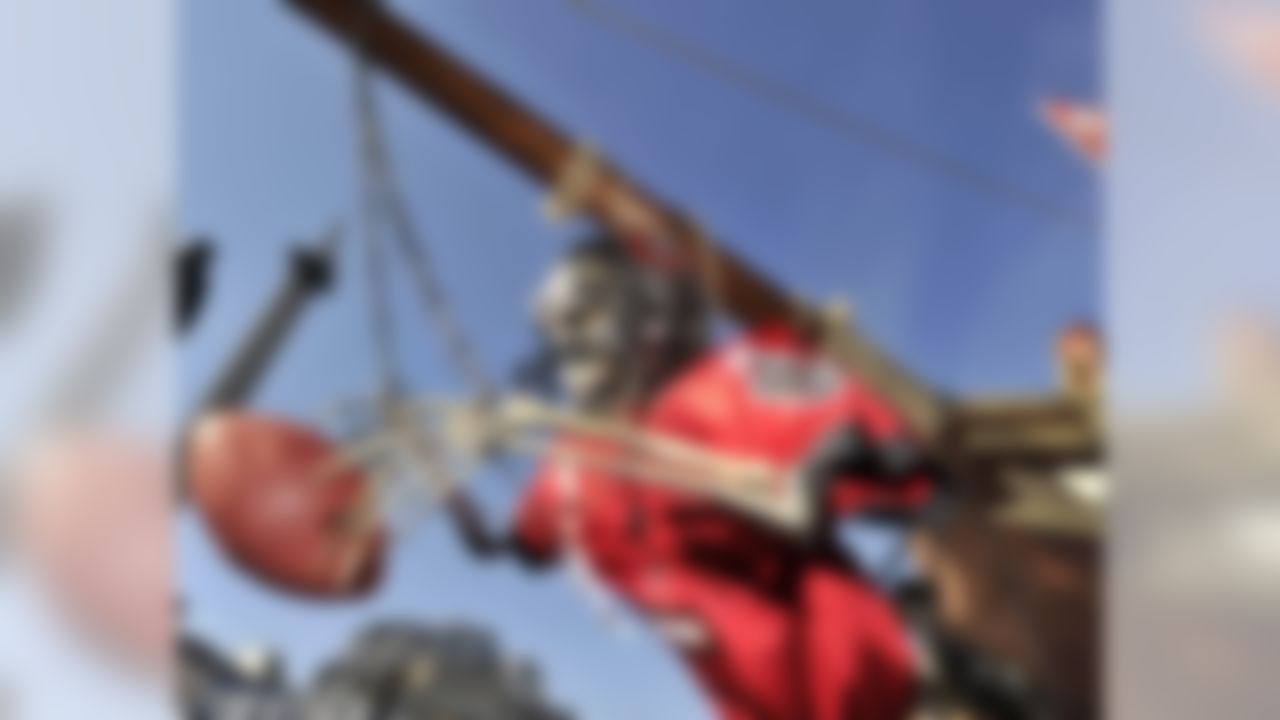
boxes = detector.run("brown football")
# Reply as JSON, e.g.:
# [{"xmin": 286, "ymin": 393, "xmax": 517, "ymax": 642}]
[{"xmin": 188, "ymin": 412, "xmax": 387, "ymax": 599}]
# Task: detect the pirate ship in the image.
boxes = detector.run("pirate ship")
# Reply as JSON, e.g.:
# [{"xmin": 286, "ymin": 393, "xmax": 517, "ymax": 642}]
[{"xmin": 182, "ymin": 2, "xmax": 1104, "ymax": 717}]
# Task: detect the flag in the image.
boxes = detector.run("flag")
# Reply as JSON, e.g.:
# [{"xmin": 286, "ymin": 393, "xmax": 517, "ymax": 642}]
[{"xmin": 1039, "ymin": 98, "xmax": 1107, "ymax": 166}]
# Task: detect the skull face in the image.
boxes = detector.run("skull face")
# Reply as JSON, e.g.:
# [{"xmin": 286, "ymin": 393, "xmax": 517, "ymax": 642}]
[
  {"xmin": 532, "ymin": 239, "xmax": 708, "ymax": 411},
  {"xmin": 534, "ymin": 252, "xmax": 639, "ymax": 410}
]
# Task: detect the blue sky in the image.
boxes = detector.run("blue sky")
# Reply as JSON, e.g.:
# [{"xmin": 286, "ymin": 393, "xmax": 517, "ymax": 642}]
[{"xmin": 180, "ymin": 1, "xmax": 1097, "ymax": 717}]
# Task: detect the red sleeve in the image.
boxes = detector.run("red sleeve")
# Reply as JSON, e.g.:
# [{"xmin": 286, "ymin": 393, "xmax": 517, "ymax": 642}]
[{"xmin": 828, "ymin": 381, "xmax": 935, "ymax": 517}]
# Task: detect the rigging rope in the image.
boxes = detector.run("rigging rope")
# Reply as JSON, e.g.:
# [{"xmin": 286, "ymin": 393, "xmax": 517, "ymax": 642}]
[
  {"xmin": 349, "ymin": 0, "xmax": 498, "ymax": 530},
  {"xmin": 355, "ymin": 41, "xmax": 402, "ymax": 399},
  {"xmin": 351, "ymin": 0, "xmax": 497, "ymax": 403},
  {"xmin": 558, "ymin": 0, "xmax": 1092, "ymax": 233}
]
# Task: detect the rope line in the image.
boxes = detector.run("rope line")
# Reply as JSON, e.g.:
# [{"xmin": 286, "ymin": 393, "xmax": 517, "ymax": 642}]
[
  {"xmin": 351, "ymin": 0, "xmax": 497, "ymax": 402},
  {"xmin": 355, "ymin": 38, "xmax": 403, "ymax": 398},
  {"xmin": 561, "ymin": 0, "xmax": 1093, "ymax": 232}
]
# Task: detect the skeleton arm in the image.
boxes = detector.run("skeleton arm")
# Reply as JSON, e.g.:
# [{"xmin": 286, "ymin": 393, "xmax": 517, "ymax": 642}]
[{"xmin": 443, "ymin": 491, "xmax": 554, "ymax": 570}]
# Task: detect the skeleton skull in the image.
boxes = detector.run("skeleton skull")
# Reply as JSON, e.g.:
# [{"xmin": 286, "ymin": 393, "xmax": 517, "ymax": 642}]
[{"xmin": 532, "ymin": 239, "xmax": 704, "ymax": 411}]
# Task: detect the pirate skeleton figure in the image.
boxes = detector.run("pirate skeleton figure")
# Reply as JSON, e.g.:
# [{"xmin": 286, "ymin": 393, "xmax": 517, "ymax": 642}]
[{"xmin": 446, "ymin": 234, "xmax": 937, "ymax": 720}]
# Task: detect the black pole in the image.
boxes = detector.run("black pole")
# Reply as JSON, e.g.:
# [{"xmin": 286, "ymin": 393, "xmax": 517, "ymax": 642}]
[{"xmin": 197, "ymin": 231, "xmax": 339, "ymax": 412}]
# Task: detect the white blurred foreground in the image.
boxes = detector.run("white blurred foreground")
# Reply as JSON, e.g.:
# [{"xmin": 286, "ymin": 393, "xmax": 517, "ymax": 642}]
[{"xmin": 0, "ymin": 0, "xmax": 173, "ymax": 717}]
